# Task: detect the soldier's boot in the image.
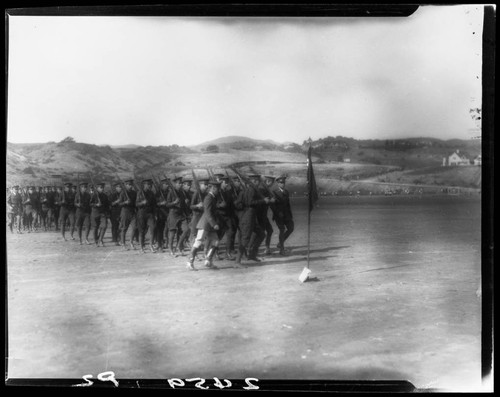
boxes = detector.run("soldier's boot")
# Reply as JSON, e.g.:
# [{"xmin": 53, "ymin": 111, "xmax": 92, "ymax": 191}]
[
  {"xmin": 204, "ymin": 248, "xmax": 218, "ymax": 269},
  {"xmin": 264, "ymin": 246, "xmax": 272, "ymax": 255},
  {"xmin": 233, "ymin": 248, "xmax": 246, "ymax": 268},
  {"xmin": 186, "ymin": 246, "xmax": 199, "ymax": 271}
]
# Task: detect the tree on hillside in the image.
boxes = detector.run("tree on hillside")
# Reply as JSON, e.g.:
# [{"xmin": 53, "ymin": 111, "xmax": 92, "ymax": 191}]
[
  {"xmin": 60, "ymin": 136, "xmax": 75, "ymax": 143},
  {"xmin": 205, "ymin": 144, "xmax": 219, "ymax": 153}
]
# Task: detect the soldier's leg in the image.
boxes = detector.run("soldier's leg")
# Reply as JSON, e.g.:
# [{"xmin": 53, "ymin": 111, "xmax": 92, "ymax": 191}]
[
  {"xmin": 83, "ymin": 214, "xmax": 91, "ymax": 244},
  {"xmin": 275, "ymin": 218, "xmax": 286, "ymax": 249},
  {"xmin": 186, "ymin": 229, "xmax": 206, "ymax": 270},
  {"xmin": 76, "ymin": 212, "xmax": 83, "ymax": 243},
  {"xmin": 168, "ymin": 225, "xmax": 178, "ymax": 254},
  {"xmin": 147, "ymin": 214, "xmax": 156, "ymax": 252},
  {"xmin": 177, "ymin": 220, "xmax": 191, "ymax": 253},
  {"xmin": 264, "ymin": 217, "xmax": 273, "ymax": 252},
  {"xmin": 98, "ymin": 214, "xmax": 107, "ymax": 246},
  {"xmin": 283, "ymin": 219, "xmax": 294, "ymax": 243},
  {"xmin": 248, "ymin": 223, "xmax": 265, "ymax": 260}
]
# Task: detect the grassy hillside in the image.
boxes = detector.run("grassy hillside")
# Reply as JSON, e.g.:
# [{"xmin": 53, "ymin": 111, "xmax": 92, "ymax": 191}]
[{"xmin": 6, "ymin": 136, "xmax": 482, "ymax": 194}]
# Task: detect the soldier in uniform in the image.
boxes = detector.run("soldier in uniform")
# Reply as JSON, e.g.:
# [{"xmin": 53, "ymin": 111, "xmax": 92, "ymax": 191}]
[
  {"xmin": 44, "ymin": 186, "xmax": 56, "ymax": 230},
  {"xmin": 261, "ymin": 175, "xmax": 276, "ymax": 255},
  {"xmin": 136, "ymin": 179, "xmax": 157, "ymax": 253},
  {"xmin": 53, "ymin": 186, "xmax": 62, "ymax": 231},
  {"xmin": 75, "ymin": 182, "xmax": 92, "ymax": 245},
  {"xmin": 22, "ymin": 186, "xmax": 38, "ymax": 233},
  {"xmin": 7, "ymin": 185, "xmax": 23, "ymax": 234},
  {"xmin": 60, "ymin": 182, "xmax": 76, "ymax": 240},
  {"xmin": 189, "ymin": 178, "xmax": 208, "ymax": 241},
  {"xmin": 118, "ymin": 179, "xmax": 138, "ymax": 250},
  {"xmin": 89, "ymin": 182, "xmax": 109, "ymax": 247},
  {"xmin": 214, "ymin": 175, "xmax": 236, "ymax": 260},
  {"xmin": 39, "ymin": 186, "xmax": 50, "ymax": 231},
  {"xmin": 166, "ymin": 176, "xmax": 190, "ymax": 256},
  {"xmin": 176, "ymin": 177, "xmax": 193, "ymax": 254},
  {"xmin": 234, "ymin": 174, "xmax": 274, "ymax": 267},
  {"xmin": 272, "ymin": 175, "xmax": 294, "ymax": 255},
  {"xmin": 186, "ymin": 180, "xmax": 222, "ymax": 271},
  {"xmin": 154, "ymin": 178, "xmax": 170, "ymax": 252},
  {"xmin": 109, "ymin": 182, "xmax": 123, "ymax": 246}
]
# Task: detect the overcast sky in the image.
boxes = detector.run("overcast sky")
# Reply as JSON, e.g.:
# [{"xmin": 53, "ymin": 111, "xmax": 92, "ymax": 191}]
[{"xmin": 7, "ymin": 5, "xmax": 484, "ymax": 146}]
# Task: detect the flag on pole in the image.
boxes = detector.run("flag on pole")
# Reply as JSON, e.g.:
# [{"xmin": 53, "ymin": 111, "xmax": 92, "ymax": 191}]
[
  {"xmin": 301, "ymin": 140, "xmax": 319, "ymax": 283},
  {"xmin": 307, "ymin": 143, "xmax": 319, "ymax": 212}
]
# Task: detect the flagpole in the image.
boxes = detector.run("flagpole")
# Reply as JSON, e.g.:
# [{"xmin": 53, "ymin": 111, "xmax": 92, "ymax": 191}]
[{"xmin": 307, "ymin": 201, "xmax": 311, "ymax": 269}]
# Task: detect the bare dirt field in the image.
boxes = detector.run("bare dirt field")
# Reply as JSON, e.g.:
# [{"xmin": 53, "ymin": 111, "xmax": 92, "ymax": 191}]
[{"xmin": 6, "ymin": 195, "xmax": 485, "ymax": 391}]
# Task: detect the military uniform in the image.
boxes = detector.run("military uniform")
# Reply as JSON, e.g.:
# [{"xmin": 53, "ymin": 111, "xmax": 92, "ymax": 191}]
[
  {"xmin": 118, "ymin": 179, "xmax": 138, "ymax": 249},
  {"xmin": 176, "ymin": 178, "xmax": 193, "ymax": 254},
  {"xmin": 215, "ymin": 176, "xmax": 237, "ymax": 259},
  {"xmin": 154, "ymin": 180, "xmax": 170, "ymax": 251},
  {"xmin": 166, "ymin": 177, "xmax": 190, "ymax": 255},
  {"xmin": 75, "ymin": 182, "xmax": 92, "ymax": 244},
  {"xmin": 272, "ymin": 176, "xmax": 294, "ymax": 254},
  {"xmin": 7, "ymin": 186, "xmax": 23, "ymax": 233},
  {"xmin": 234, "ymin": 175, "xmax": 270, "ymax": 265},
  {"xmin": 60, "ymin": 183, "xmax": 76, "ymax": 240},
  {"xmin": 136, "ymin": 179, "xmax": 157, "ymax": 253},
  {"xmin": 109, "ymin": 183, "xmax": 122, "ymax": 245},
  {"xmin": 90, "ymin": 183, "xmax": 109, "ymax": 246},
  {"xmin": 53, "ymin": 187, "xmax": 62, "ymax": 231},
  {"xmin": 23, "ymin": 187, "xmax": 39, "ymax": 232},
  {"xmin": 260, "ymin": 176, "xmax": 276, "ymax": 254},
  {"xmin": 186, "ymin": 181, "xmax": 222, "ymax": 270}
]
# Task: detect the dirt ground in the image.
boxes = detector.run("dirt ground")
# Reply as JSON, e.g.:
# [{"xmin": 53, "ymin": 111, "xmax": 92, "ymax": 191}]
[{"xmin": 5, "ymin": 195, "xmax": 487, "ymax": 391}]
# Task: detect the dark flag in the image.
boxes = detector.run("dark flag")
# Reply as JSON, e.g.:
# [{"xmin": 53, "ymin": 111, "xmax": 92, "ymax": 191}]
[
  {"xmin": 301, "ymin": 140, "xmax": 320, "ymax": 280},
  {"xmin": 307, "ymin": 144, "xmax": 319, "ymax": 212}
]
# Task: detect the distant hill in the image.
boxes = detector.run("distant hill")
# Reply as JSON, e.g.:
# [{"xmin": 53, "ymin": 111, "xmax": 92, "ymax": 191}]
[{"xmin": 6, "ymin": 136, "xmax": 482, "ymax": 192}]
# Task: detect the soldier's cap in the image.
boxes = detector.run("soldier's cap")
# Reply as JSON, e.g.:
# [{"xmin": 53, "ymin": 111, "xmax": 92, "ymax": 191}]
[
  {"xmin": 207, "ymin": 180, "xmax": 221, "ymax": 187},
  {"xmin": 182, "ymin": 177, "xmax": 193, "ymax": 183},
  {"xmin": 276, "ymin": 175, "xmax": 287, "ymax": 183},
  {"xmin": 95, "ymin": 182, "xmax": 105, "ymax": 188},
  {"xmin": 12, "ymin": 185, "xmax": 20, "ymax": 189},
  {"xmin": 248, "ymin": 174, "xmax": 261, "ymax": 179},
  {"xmin": 264, "ymin": 175, "xmax": 276, "ymax": 181},
  {"xmin": 218, "ymin": 175, "xmax": 230, "ymax": 182},
  {"xmin": 124, "ymin": 179, "xmax": 134, "ymax": 184},
  {"xmin": 160, "ymin": 178, "xmax": 170, "ymax": 183},
  {"xmin": 212, "ymin": 173, "xmax": 225, "ymax": 179},
  {"xmin": 79, "ymin": 182, "xmax": 88, "ymax": 187},
  {"xmin": 142, "ymin": 179, "xmax": 153, "ymax": 184},
  {"xmin": 113, "ymin": 182, "xmax": 122, "ymax": 187},
  {"xmin": 64, "ymin": 182, "xmax": 73, "ymax": 187},
  {"xmin": 197, "ymin": 178, "xmax": 209, "ymax": 184},
  {"xmin": 232, "ymin": 176, "xmax": 241, "ymax": 181},
  {"xmin": 172, "ymin": 176, "xmax": 183, "ymax": 182}
]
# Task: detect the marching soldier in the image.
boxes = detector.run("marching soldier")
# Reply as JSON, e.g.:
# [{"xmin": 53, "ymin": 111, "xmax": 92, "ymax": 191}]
[
  {"xmin": 272, "ymin": 175, "xmax": 294, "ymax": 255},
  {"xmin": 23, "ymin": 186, "xmax": 40, "ymax": 233},
  {"xmin": 53, "ymin": 185, "xmax": 62, "ymax": 231},
  {"xmin": 7, "ymin": 185, "xmax": 23, "ymax": 234},
  {"xmin": 261, "ymin": 175, "xmax": 276, "ymax": 255},
  {"xmin": 136, "ymin": 179, "xmax": 157, "ymax": 253},
  {"xmin": 43, "ymin": 186, "xmax": 56, "ymax": 231},
  {"xmin": 234, "ymin": 174, "xmax": 274, "ymax": 267},
  {"xmin": 118, "ymin": 179, "xmax": 138, "ymax": 250},
  {"xmin": 39, "ymin": 186, "xmax": 50, "ymax": 231},
  {"xmin": 154, "ymin": 178, "xmax": 170, "ymax": 252},
  {"xmin": 89, "ymin": 182, "xmax": 109, "ymax": 247},
  {"xmin": 75, "ymin": 182, "xmax": 92, "ymax": 245},
  {"xmin": 176, "ymin": 177, "xmax": 193, "ymax": 254},
  {"xmin": 109, "ymin": 182, "xmax": 122, "ymax": 246},
  {"xmin": 60, "ymin": 182, "xmax": 76, "ymax": 240},
  {"xmin": 166, "ymin": 176, "xmax": 190, "ymax": 256},
  {"xmin": 189, "ymin": 178, "xmax": 208, "ymax": 241},
  {"xmin": 215, "ymin": 175, "xmax": 236, "ymax": 260},
  {"xmin": 186, "ymin": 180, "xmax": 222, "ymax": 271}
]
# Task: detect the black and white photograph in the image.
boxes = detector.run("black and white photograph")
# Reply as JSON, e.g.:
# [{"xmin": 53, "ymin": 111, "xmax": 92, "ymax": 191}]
[{"xmin": 5, "ymin": 4, "xmax": 493, "ymax": 392}]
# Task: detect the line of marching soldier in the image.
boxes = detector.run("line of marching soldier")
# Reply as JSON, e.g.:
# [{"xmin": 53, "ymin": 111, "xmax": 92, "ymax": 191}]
[{"xmin": 6, "ymin": 171, "xmax": 295, "ymax": 268}]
